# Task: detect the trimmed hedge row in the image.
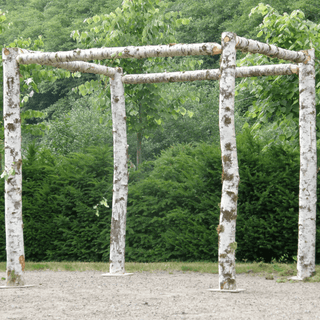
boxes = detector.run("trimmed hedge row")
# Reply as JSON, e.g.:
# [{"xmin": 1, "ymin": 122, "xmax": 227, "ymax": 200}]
[
  {"xmin": 1, "ymin": 132, "xmax": 319, "ymax": 262},
  {"xmin": 0, "ymin": 143, "xmax": 114, "ymax": 262},
  {"xmin": 126, "ymin": 131, "xmax": 319, "ymax": 263}
]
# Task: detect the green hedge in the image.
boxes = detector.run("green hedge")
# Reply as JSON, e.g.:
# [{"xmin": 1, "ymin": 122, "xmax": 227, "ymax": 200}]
[
  {"xmin": 126, "ymin": 131, "xmax": 320, "ymax": 263},
  {"xmin": 0, "ymin": 143, "xmax": 113, "ymax": 262},
  {"xmin": 126, "ymin": 143, "xmax": 221, "ymax": 262},
  {"xmin": 236, "ymin": 133, "xmax": 302, "ymax": 262},
  {"xmin": 1, "ymin": 131, "xmax": 320, "ymax": 263}
]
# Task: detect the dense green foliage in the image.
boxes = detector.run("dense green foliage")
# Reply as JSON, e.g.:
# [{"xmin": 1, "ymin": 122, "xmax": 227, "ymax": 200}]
[
  {"xmin": 126, "ymin": 143, "xmax": 222, "ymax": 262},
  {"xmin": 1, "ymin": 132, "xmax": 320, "ymax": 263},
  {"xmin": 0, "ymin": 144, "xmax": 114, "ymax": 262},
  {"xmin": 237, "ymin": 5, "xmax": 320, "ymax": 146},
  {"xmin": 127, "ymin": 132, "xmax": 320, "ymax": 263}
]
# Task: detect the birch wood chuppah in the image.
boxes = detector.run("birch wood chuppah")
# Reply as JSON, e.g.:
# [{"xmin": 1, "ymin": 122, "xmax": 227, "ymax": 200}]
[{"xmin": 1, "ymin": 32, "xmax": 316, "ymax": 291}]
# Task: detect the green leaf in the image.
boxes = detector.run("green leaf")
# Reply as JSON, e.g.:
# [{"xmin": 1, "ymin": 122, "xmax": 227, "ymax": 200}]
[
  {"xmin": 93, "ymin": 16, "xmax": 101, "ymax": 23},
  {"xmin": 182, "ymin": 18, "xmax": 190, "ymax": 25},
  {"xmin": 257, "ymin": 30, "xmax": 263, "ymax": 37},
  {"xmin": 242, "ymin": 122, "xmax": 250, "ymax": 129},
  {"xmin": 279, "ymin": 135, "xmax": 286, "ymax": 141},
  {"xmin": 187, "ymin": 110, "xmax": 194, "ymax": 118}
]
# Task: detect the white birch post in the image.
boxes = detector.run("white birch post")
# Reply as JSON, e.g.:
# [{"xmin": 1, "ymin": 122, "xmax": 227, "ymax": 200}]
[
  {"xmin": 1, "ymin": 48, "xmax": 31, "ymax": 288},
  {"xmin": 290, "ymin": 49, "xmax": 317, "ymax": 280},
  {"xmin": 102, "ymin": 68, "xmax": 132, "ymax": 277},
  {"xmin": 210, "ymin": 33, "xmax": 243, "ymax": 293}
]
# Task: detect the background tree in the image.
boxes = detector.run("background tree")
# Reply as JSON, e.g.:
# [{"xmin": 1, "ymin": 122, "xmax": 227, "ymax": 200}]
[
  {"xmin": 73, "ymin": 0, "xmax": 199, "ymax": 166},
  {"xmin": 235, "ymin": 4, "xmax": 320, "ymax": 149}
]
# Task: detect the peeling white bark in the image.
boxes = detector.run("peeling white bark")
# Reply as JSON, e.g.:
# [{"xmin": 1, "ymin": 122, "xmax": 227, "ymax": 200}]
[
  {"xmin": 16, "ymin": 48, "xmax": 117, "ymax": 77},
  {"xmin": 122, "ymin": 64, "xmax": 298, "ymax": 84},
  {"xmin": 236, "ymin": 36, "xmax": 308, "ymax": 63},
  {"xmin": 2, "ymin": 48, "xmax": 25, "ymax": 286},
  {"xmin": 294, "ymin": 49, "xmax": 317, "ymax": 280},
  {"xmin": 235, "ymin": 64, "xmax": 298, "ymax": 77},
  {"xmin": 50, "ymin": 62, "xmax": 116, "ymax": 77},
  {"xmin": 122, "ymin": 69, "xmax": 220, "ymax": 84},
  {"xmin": 109, "ymin": 68, "xmax": 128, "ymax": 274},
  {"xmin": 16, "ymin": 43, "xmax": 222, "ymax": 65},
  {"xmin": 218, "ymin": 32, "xmax": 239, "ymax": 291}
]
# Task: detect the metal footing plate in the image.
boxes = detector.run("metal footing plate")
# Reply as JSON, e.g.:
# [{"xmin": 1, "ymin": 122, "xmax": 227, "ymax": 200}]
[
  {"xmin": 101, "ymin": 273, "xmax": 134, "ymax": 277},
  {"xmin": 288, "ymin": 276, "xmax": 303, "ymax": 281},
  {"xmin": 208, "ymin": 289, "xmax": 245, "ymax": 293},
  {"xmin": 0, "ymin": 285, "xmax": 34, "ymax": 289}
]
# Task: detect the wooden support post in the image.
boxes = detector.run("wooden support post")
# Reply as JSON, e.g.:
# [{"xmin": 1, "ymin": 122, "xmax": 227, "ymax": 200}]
[
  {"xmin": 102, "ymin": 68, "xmax": 132, "ymax": 277},
  {"xmin": 291, "ymin": 49, "xmax": 317, "ymax": 280},
  {"xmin": 2, "ymin": 48, "xmax": 25, "ymax": 287},
  {"xmin": 212, "ymin": 32, "xmax": 243, "ymax": 292}
]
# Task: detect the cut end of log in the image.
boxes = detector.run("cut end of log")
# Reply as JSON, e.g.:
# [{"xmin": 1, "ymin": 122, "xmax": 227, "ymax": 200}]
[
  {"xmin": 224, "ymin": 36, "xmax": 230, "ymax": 43},
  {"xmin": 301, "ymin": 50, "xmax": 311, "ymax": 64},
  {"xmin": 291, "ymin": 65, "xmax": 299, "ymax": 74},
  {"xmin": 213, "ymin": 46, "xmax": 222, "ymax": 55},
  {"xmin": 4, "ymin": 48, "xmax": 10, "ymax": 56}
]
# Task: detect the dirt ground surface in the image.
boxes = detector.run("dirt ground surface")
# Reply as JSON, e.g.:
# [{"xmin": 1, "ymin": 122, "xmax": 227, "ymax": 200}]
[{"xmin": 0, "ymin": 270, "xmax": 320, "ymax": 320}]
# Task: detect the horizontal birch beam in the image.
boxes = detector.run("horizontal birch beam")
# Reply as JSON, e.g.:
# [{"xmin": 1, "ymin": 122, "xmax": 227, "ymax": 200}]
[
  {"xmin": 16, "ymin": 43, "xmax": 222, "ymax": 65},
  {"xmin": 122, "ymin": 64, "xmax": 298, "ymax": 84},
  {"xmin": 235, "ymin": 64, "xmax": 298, "ymax": 77},
  {"xmin": 122, "ymin": 69, "xmax": 220, "ymax": 84},
  {"xmin": 17, "ymin": 48, "xmax": 116, "ymax": 77},
  {"xmin": 50, "ymin": 61, "xmax": 116, "ymax": 77},
  {"xmin": 235, "ymin": 36, "xmax": 308, "ymax": 63}
]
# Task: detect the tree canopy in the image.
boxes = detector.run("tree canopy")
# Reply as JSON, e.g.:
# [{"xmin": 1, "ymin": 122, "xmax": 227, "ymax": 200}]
[{"xmin": 0, "ymin": 0, "xmax": 318, "ymax": 161}]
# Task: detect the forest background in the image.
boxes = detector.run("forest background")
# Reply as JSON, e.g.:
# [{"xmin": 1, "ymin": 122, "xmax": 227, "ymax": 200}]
[{"xmin": 0, "ymin": 0, "xmax": 319, "ymax": 264}]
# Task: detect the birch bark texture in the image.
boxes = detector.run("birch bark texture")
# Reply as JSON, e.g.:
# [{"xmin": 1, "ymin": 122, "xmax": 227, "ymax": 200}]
[
  {"xmin": 16, "ymin": 49, "xmax": 117, "ymax": 76},
  {"xmin": 50, "ymin": 62, "xmax": 116, "ymax": 77},
  {"xmin": 2, "ymin": 48, "xmax": 25, "ymax": 286},
  {"xmin": 294, "ymin": 48, "xmax": 317, "ymax": 280},
  {"xmin": 235, "ymin": 36, "xmax": 308, "ymax": 63},
  {"xmin": 17, "ymin": 43, "xmax": 222, "ymax": 65},
  {"xmin": 218, "ymin": 33, "xmax": 239, "ymax": 290},
  {"xmin": 122, "ymin": 64, "xmax": 298, "ymax": 84},
  {"xmin": 109, "ymin": 68, "xmax": 129, "ymax": 274}
]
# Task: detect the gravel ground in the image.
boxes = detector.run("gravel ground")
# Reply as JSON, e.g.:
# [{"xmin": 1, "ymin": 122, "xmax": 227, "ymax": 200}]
[{"xmin": 0, "ymin": 271, "xmax": 320, "ymax": 320}]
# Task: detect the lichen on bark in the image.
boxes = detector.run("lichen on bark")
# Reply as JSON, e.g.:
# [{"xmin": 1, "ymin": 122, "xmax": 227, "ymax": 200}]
[
  {"xmin": 295, "ymin": 49, "xmax": 317, "ymax": 280},
  {"xmin": 218, "ymin": 32, "xmax": 239, "ymax": 290},
  {"xmin": 109, "ymin": 68, "xmax": 129, "ymax": 274},
  {"xmin": 3, "ymin": 48, "xmax": 25, "ymax": 287}
]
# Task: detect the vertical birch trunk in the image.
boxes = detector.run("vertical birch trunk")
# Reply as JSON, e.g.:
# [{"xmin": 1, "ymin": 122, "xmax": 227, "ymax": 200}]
[
  {"xmin": 217, "ymin": 32, "xmax": 239, "ymax": 290},
  {"xmin": 2, "ymin": 48, "xmax": 25, "ymax": 286},
  {"xmin": 294, "ymin": 49, "xmax": 317, "ymax": 280},
  {"xmin": 109, "ymin": 68, "xmax": 129, "ymax": 274}
]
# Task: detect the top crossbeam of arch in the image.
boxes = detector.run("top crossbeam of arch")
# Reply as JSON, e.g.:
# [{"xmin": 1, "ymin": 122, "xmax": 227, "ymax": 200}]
[{"xmin": 16, "ymin": 36, "xmax": 309, "ymax": 66}]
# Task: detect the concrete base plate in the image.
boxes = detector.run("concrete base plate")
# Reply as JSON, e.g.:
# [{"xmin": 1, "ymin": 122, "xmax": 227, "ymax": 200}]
[
  {"xmin": 288, "ymin": 276, "xmax": 303, "ymax": 281},
  {"xmin": 0, "ymin": 285, "xmax": 34, "ymax": 289},
  {"xmin": 101, "ymin": 273, "xmax": 134, "ymax": 277},
  {"xmin": 208, "ymin": 289, "xmax": 245, "ymax": 293}
]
